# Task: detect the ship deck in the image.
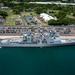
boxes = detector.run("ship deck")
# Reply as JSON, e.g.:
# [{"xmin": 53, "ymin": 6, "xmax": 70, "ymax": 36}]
[{"xmin": 0, "ymin": 42, "xmax": 75, "ymax": 48}]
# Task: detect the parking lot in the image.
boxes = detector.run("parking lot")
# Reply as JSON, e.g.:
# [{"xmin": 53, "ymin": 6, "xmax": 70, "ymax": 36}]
[
  {"xmin": 24, "ymin": 15, "xmax": 40, "ymax": 25},
  {"xmin": 0, "ymin": 27, "xmax": 26, "ymax": 35},
  {"xmin": 0, "ymin": 26, "xmax": 75, "ymax": 36},
  {"xmin": 55, "ymin": 27, "xmax": 75, "ymax": 35}
]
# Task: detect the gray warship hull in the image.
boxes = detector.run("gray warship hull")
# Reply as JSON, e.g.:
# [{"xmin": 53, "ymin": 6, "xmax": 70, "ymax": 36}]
[{"xmin": 0, "ymin": 42, "xmax": 75, "ymax": 48}]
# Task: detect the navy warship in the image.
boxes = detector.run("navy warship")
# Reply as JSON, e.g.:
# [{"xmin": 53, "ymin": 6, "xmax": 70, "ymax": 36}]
[{"xmin": 0, "ymin": 27, "xmax": 75, "ymax": 48}]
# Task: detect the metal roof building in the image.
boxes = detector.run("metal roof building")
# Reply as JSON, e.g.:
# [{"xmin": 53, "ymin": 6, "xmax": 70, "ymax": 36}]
[{"xmin": 40, "ymin": 13, "xmax": 57, "ymax": 22}]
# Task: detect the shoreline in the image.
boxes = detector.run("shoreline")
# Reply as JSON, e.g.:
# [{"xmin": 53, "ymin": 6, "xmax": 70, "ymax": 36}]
[{"xmin": 0, "ymin": 35, "xmax": 75, "ymax": 39}]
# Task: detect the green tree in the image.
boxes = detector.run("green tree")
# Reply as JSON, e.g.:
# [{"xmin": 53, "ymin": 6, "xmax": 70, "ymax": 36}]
[
  {"xmin": 35, "ymin": 7, "xmax": 47, "ymax": 14},
  {"xmin": 48, "ymin": 20, "xmax": 60, "ymax": 25},
  {"xmin": 62, "ymin": 6, "xmax": 75, "ymax": 13},
  {"xmin": 48, "ymin": 19, "xmax": 68, "ymax": 26},
  {"xmin": 60, "ymin": 19, "xmax": 68, "ymax": 25},
  {"xmin": 13, "ymin": 5, "xmax": 23, "ymax": 12},
  {"xmin": 0, "ymin": 10, "xmax": 8, "ymax": 18},
  {"xmin": 13, "ymin": 9, "xmax": 20, "ymax": 14},
  {"xmin": 35, "ymin": 7, "xmax": 43, "ymax": 14},
  {"xmin": 56, "ymin": 10, "xmax": 66, "ymax": 19},
  {"xmin": 73, "ymin": 12, "xmax": 75, "ymax": 16},
  {"xmin": 13, "ymin": 5, "xmax": 23, "ymax": 14},
  {"xmin": 52, "ymin": 5, "xmax": 64, "ymax": 10},
  {"xmin": 8, "ymin": 3, "xmax": 15, "ymax": 8}
]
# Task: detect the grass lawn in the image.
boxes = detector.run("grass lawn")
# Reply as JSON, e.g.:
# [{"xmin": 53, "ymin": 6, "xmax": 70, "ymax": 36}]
[
  {"xmin": 47, "ymin": 9, "xmax": 59, "ymax": 13},
  {"xmin": 22, "ymin": 11, "xmax": 37, "ymax": 16},
  {"xmin": 4, "ymin": 10, "xmax": 13, "ymax": 15},
  {"xmin": 6, "ymin": 14, "xmax": 23, "ymax": 25},
  {"xmin": 66, "ymin": 14, "xmax": 75, "ymax": 19}
]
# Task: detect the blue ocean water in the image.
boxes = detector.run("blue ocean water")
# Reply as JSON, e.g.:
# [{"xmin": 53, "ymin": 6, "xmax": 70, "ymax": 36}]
[{"xmin": 0, "ymin": 46, "xmax": 75, "ymax": 75}]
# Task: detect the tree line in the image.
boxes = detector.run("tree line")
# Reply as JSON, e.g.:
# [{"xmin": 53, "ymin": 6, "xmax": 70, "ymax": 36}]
[
  {"xmin": 1, "ymin": 2, "xmax": 75, "ymax": 25},
  {"xmin": 0, "ymin": 0, "xmax": 75, "ymax": 3}
]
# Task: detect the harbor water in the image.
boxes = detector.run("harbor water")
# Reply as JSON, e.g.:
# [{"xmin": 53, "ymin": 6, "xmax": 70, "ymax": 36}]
[{"xmin": 0, "ymin": 46, "xmax": 75, "ymax": 75}]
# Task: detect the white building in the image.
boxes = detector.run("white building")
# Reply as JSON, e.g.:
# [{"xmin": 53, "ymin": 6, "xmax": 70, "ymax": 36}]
[{"xmin": 40, "ymin": 13, "xmax": 57, "ymax": 22}]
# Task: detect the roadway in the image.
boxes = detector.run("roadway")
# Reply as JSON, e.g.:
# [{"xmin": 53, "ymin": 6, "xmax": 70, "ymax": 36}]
[
  {"xmin": 0, "ymin": 24, "xmax": 75, "ymax": 28},
  {"xmin": 30, "ymin": 2, "xmax": 75, "ymax": 6}
]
